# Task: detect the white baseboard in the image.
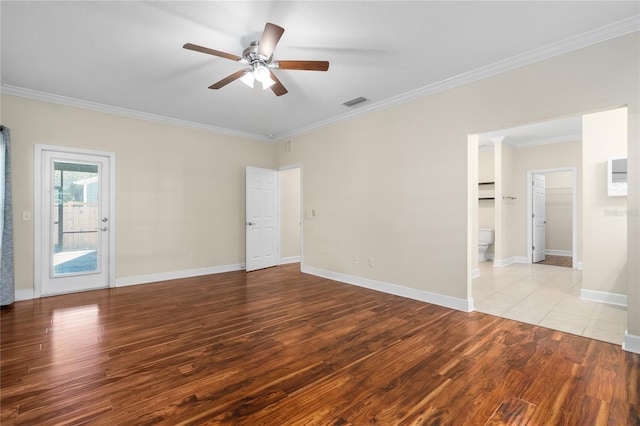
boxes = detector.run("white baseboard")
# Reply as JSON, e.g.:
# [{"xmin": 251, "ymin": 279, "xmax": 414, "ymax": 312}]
[
  {"xmin": 545, "ymin": 249, "xmax": 572, "ymax": 257},
  {"xmin": 472, "ymin": 269, "xmax": 480, "ymax": 279},
  {"xmin": 280, "ymin": 256, "xmax": 301, "ymax": 265},
  {"xmin": 493, "ymin": 256, "xmax": 529, "ymax": 267},
  {"xmin": 494, "ymin": 253, "xmax": 582, "ymax": 270},
  {"xmin": 15, "ymin": 289, "xmax": 35, "ymax": 301},
  {"xmin": 115, "ymin": 263, "xmax": 244, "ymax": 287},
  {"xmin": 623, "ymin": 331, "xmax": 640, "ymax": 354},
  {"xmin": 579, "ymin": 288, "xmax": 627, "ymax": 307},
  {"xmin": 11, "ymin": 263, "xmax": 244, "ymax": 301},
  {"xmin": 301, "ymin": 265, "xmax": 473, "ymax": 312}
]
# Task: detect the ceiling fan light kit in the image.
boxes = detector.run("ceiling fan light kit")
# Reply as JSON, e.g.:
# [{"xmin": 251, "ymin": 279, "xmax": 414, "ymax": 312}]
[
  {"xmin": 254, "ymin": 64, "xmax": 276, "ymax": 89},
  {"xmin": 184, "ymin": 22, "xmax": 329, "ymax": 96},
  {"xmin": 239, "ymin": 71, "xmax": 255, "ymax": 88},
  {"xmin": 239, "ymin": 65, "xmax": 275, "ymax": 90}
]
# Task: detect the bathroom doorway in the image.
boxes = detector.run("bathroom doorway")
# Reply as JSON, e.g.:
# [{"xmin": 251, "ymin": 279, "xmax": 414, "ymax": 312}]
[
  {"xmin": 470, "ymin": 109, "xmax": 629, "ymax": 346},
  {"xmin": 476, "ymin": 115, "xmax": 582, "ymax": 268}
]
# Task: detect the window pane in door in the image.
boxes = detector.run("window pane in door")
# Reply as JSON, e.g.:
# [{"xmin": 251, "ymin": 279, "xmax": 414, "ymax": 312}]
[{"xmin": 52, "ymin": 161, "xmax": 100, "ymax": 276}]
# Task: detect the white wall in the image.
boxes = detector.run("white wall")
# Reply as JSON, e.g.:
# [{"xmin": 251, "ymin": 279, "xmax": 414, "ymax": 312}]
[
  {"xmin": 544, "ymin": 171, "xmax": 573, "ymax": 253},
  {"xmin": 469, "ymin": 135, "xmax": 479, "ymax": 276},
  {"xmin": 627, "ymin": 92, "xmax": 640, "ymax": 343},
  {"xmin": 280, "ymin": 167, "xmax": 301, "ymax": 260},
  {"xmin": 497, "ymin": 142, "xmax": 517, "ymax": 262},
  {"xmin": 583, "ymin": 108, "xmax": 628, "ymax": 295}
]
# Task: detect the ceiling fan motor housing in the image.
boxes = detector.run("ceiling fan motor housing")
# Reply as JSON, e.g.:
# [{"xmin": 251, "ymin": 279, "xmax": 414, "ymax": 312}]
[{"xmin": 243, "ymin": 41, "xmax": 273, "ymax": 67}]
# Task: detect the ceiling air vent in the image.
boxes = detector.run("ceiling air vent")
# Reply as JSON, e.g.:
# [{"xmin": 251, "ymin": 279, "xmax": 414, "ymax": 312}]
[{"xmin": 342, "ymin": 97, "xmax": 368, "ymax": 107}]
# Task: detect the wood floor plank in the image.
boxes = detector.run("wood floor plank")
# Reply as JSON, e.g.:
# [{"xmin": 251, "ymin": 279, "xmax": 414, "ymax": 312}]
[
  {"xmin": 1, "ymin": 263, "xmax": 638, "ymax": 425},
  {"xmin": 560, "ymin": 392, "xmax": 610, "ymax": 425},
  {"xmin": 485, "ymin": 395, "xmax": 537, "ymax": 425},
  {"xmin": 535, "ymin": 254, "xmax": 572, "ymax": 267},
  {"xmin": 608, "ymin": 398, "xmax": 640, "ymax": 425}
]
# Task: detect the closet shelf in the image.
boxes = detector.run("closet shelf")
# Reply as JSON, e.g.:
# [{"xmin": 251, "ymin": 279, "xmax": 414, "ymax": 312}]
[{"xmin": 479, "ymin": 182, "xmax": 495, "ymax": 200}]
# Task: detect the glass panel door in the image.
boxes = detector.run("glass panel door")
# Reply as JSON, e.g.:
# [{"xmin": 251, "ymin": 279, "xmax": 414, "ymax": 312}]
[
  {"xmin": 52, "ymin": 161, "xmax": 100, "ymax": 276},
  {"xmin": 40, "ymin": 149, "xmax": 111, "ymax": 296}
]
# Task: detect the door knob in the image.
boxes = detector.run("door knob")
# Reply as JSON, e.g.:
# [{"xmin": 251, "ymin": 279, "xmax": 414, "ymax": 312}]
[
  {"xmin": 246, "ymin": 222, "xmax": 256, "ymax": 226},
  {"xmin": 102, "ymin": 217, "xmax": 109, "ymax": 222},
  {"xmin": 99, "ymin": 227, "xmax": 108, "ymax": 231}
]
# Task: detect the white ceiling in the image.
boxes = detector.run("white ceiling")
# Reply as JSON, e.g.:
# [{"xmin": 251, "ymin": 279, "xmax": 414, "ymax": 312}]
[{"xmin": 1, "ymin": 1, "xmax": 638, "ymax": 140}]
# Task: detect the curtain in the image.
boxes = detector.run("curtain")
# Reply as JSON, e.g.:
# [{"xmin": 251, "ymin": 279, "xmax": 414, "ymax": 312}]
[{"xmin": 1, "ymin": 126, "xmax": 14, "ymax": 306}]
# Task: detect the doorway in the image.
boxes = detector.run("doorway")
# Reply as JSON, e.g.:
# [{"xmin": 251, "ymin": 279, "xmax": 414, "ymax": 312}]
[
  {"xmin": 35, "ymin": 146, "xmax": 115, "ymax": 296},
  {"xmin": 527, "ymin": 168, "xmax": 578, "ymax": 269},
  {"xmin": 244, "ymin": 165, "xmax": 302, "ymax": 272},
  {"xmin": 279, "ymin": 166, "xmax": 302, "ymax": 265},
  {"xmin": 471, "ymin": 110, "xmax": 629, "ymax": 346}
]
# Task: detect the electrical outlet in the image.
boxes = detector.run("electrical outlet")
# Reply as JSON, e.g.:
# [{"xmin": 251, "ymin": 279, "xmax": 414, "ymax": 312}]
[
  {"xmin": 368, "ymin": 258, "xmax": 375, "ymax": 268},
  {"xmin": 352, "ymin": 256, "xmax": 358, "ymax": 265}
]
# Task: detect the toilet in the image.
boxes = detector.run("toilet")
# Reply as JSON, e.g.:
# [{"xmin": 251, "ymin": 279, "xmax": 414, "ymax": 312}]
[{"xmin": 478, "ymin": 228, "xmax": 494, "ymax": 262}]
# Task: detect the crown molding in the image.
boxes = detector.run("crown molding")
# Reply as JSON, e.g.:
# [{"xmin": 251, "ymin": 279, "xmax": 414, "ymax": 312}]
[
  {"xmin": 0, "ymin": 85, "xmax": 272, "ymax": 142},
  {"xmin": 277, "ymin": 16, "xmax": 639, "ymax": 140}
]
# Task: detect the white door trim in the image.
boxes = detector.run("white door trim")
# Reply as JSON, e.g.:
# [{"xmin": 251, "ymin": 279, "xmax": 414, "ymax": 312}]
[
  {"xmin": 34, "ymin": 144, "xmax": 116, "ymax": 297},
  {"xmin": 526, "ymin": 167, "xmax": 577, "ymax": 268}
]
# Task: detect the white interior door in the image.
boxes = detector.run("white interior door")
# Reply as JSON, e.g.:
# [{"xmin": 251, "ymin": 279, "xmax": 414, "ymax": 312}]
[
  {"xmin": 246, "ymin": 166, "xmax": 279, "ymax": 272},
  {"xmin": 532, "ymin": 173, "xmax": 546, "ymax": 263},
  {"xmin": 40, "ymin": 149, "xmax": 112, "ymax": 295}
]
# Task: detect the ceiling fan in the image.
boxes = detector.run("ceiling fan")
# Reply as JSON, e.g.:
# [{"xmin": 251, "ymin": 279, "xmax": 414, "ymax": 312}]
[{"xmin": 184, "ymin": 22, "xmax": 329, "ymax": 96}]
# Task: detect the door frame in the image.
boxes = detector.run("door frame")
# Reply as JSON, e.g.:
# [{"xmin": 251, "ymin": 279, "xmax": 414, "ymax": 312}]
[
  {"xmin": 526, "ymin": 167, "xmax": 577, "ymax": 268},
  {"xmin": 34, "ymin": 145, "xmax": 116, "ymax": 297}
]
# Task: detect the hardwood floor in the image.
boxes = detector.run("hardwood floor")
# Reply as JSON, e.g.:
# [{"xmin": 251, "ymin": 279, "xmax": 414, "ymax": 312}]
[
  {"xmin": 1, "ymin": 263, "xmax": 638, "ymax": 425},
  {"xmin": 535, "ymin": 255, "xmax": 573, "ymax": 268}
]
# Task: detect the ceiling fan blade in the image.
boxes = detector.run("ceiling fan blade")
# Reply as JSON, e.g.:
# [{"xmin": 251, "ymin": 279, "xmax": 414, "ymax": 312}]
[
  {"xmin": 183, "ymin": 43, "xmax": 242, "ymax": 62},
  {"xmin": 276, "ymin": 60, "xmax": 330, "ymax": 71},
  {"xmin": 258, "ymin": 23, "xmax": 285, "ymax": 58},
  {"xmin": 269, "ymin": 71, "xmax": 288, "ymax": 96},
  {"xmin": 208, "ymin": 70, "xmax": 247, "ymax": 90}
]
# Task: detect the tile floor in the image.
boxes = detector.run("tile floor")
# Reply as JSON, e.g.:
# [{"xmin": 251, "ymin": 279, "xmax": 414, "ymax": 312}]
[{"xmin": 472, "ymin": 260, "xmax": 627, "ymax": 345}]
